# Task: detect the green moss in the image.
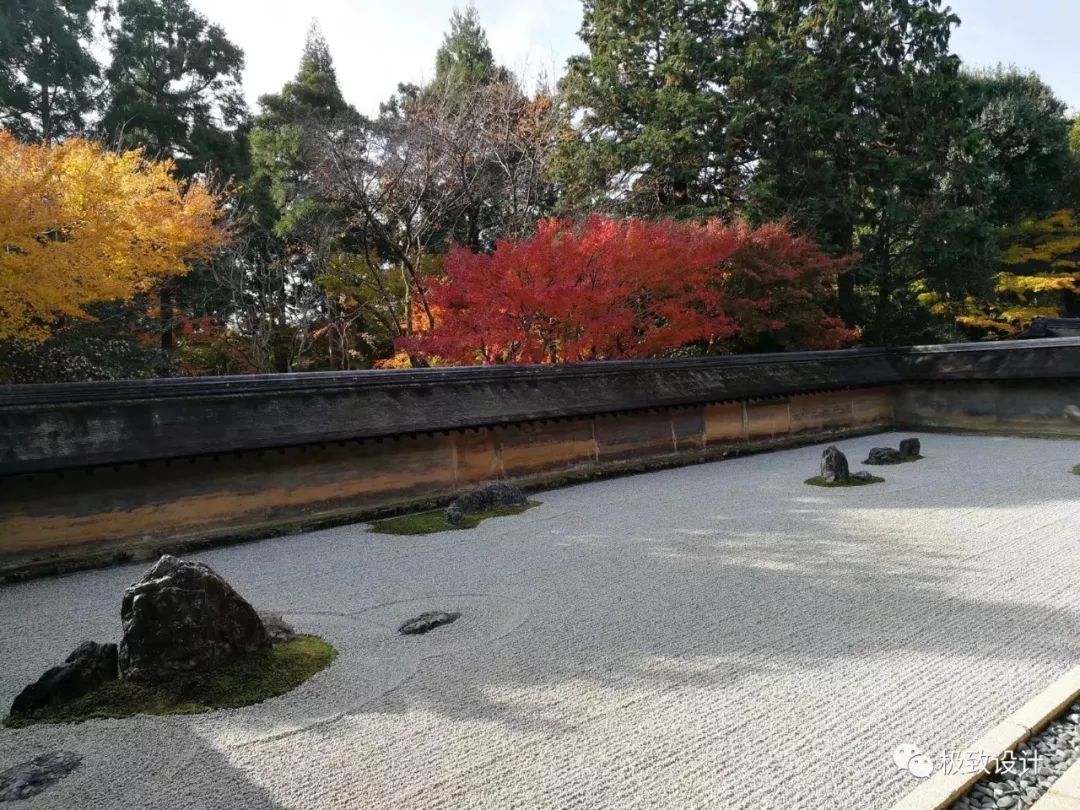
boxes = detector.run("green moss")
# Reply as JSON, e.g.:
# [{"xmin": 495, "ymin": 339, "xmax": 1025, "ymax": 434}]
[
  {"xmin": 3, "ymin": 635, "xmax": 336, "ymax": 728},
  {"xmin": 1072, "ymin": 464, "xmax": 1080, "ymax": 476},
  {"xmin": 369, "ymin": 501, "xmax": 540, "ymax": 535},
  {"xmin": 805, "ymin": 475, "xmax": 885, "ymax": 488}
]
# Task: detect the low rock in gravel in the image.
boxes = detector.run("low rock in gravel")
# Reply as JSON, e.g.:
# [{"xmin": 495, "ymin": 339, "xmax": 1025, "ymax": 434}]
[
  {"xmin": 899, "ymin": 438, "xmax": 921, "ymax": 457},
  {"xmin": 399, "ymin": 611, "xmax": 461, "ymax": 635},
  {"xmin": 865, "ymin": 447, "xmax": 903, "ymax": 465},
  {"xmin": 446, "ymin": 481, "xmax": 527, "ymax": 526},
  {"xmin": 0, "ymin": 751, "xmax": 80, "ymax": 802},
  {"xmin": 9, "ymin": 641, "xmax": 117, "ymax": 718}
]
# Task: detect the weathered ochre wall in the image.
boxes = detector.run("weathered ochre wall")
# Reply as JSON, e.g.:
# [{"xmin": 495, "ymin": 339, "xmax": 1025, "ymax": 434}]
[
  {"xmin": 895, "ymin": 381, "xmax": 1080, "ymax": 437},
  {"xmin": 0, "ymin": 386, "xmax": 896, "ymax": 578}
]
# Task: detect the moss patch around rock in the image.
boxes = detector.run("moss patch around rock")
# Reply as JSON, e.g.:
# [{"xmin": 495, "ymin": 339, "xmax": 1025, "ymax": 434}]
[
  {"xmin": 1072, "ymin": 464, "xmax": 1080, "ymax": 476},
  {"xmin": 805, "ymin": 475, "xmax": 885, "ymax": 488},
  {"xmin": 3, "ymin": 635, "xmax": 336, "ymax": 728},
  {"xmin": 369, "ymin": 501, "xmax": 540, "ymax": 536}
]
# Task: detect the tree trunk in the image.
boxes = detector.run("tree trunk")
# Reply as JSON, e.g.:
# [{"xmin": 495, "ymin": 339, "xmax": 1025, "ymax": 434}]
[{"xmin": 160, "ymin": 285, "xmax": 176, "ymax": 352}]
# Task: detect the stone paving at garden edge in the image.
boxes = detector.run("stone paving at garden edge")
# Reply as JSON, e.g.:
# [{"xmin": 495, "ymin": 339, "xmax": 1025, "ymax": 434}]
[{"xmin": 1, "ymin": 433, "xmax": 1079, "ymax": 810}]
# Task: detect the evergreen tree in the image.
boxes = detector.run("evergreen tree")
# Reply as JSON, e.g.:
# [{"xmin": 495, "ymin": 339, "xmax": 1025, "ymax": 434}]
[
  {"xmin": 249, "ymin": 21, "xmax": 356, "ymax": 237},
  {"xmin": 0, "ymin": 0, "xmax": 100, "ymax": 143},
  {"xmin": 238, "ymin": 22, "xmax": 358, "ymax": 371},
  {"xmin": 553, "ymin": 0, "xmax": 750, "ymax": 217},
  {"xmin": 434, "ymin": 4, "xmax": 505, "ymax": 88},
  {"xmin": 100, "ymin": 0, "xmax": 248, "ymax": 177},
  {"xmin": 736, "ymin": 0, "xmax": 979, "ymax": 342}
]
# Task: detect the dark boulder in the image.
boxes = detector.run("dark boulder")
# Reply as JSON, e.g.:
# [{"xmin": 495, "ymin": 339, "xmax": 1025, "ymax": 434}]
[
  {"xmin": 899, "ymin": 438, "xmax": 921, "ymax": 458},
  {"xmin": 119, "ymin": 555, "xmax": 268, "ymax": 682},
  {"xmin": 820, "ymin": 446, "xmax": 850, "ymax": 483},
  {"xmin": 9, "ymin": 642, "xmax": 118, "ymax": 718},
  {"xmin": 398, "ymin": 611, "xmax": 461, "ymax": 636},
  {"xmin": 865, "ymin": 447, "xmax": 903, "ymax": 465},
  {"xmin": 446, "ymin": 481, "xmax": 527, "ymax": 526}
]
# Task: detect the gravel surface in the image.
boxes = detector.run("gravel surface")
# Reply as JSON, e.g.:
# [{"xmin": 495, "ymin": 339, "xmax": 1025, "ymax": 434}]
[{"xmin": 1, "ymin": 432, "xmax": 1079, "ymax": 809}]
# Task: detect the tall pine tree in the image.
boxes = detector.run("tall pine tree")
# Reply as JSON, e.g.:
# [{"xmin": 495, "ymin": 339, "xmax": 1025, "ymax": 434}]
[
  {"xmin": 101, "ymin": 0, "xmax": 248, "ymax": 178},
  {"xmin": 735, "ymin": 0, "xmax": 978, "ymax": 342},
  {"xmin": 553, "ymin": 0, "xmax": 749, "ymax": 217},
  {"xmin": 0, "ymin": 0, "xmax": 100, "ymax": 143}
]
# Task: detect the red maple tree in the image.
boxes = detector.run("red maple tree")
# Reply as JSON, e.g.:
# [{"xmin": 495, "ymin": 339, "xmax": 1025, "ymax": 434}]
[{"xmin": 399, "ymin": 216, "xmax": 854, "ymax": 364}]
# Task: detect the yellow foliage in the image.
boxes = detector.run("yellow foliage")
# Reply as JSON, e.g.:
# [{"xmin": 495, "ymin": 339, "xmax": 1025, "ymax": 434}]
[
  {"xmin": 995, "ymin": 272, "xmax": 1080, "ymax": 295},
  {"xmin": 954, "ymin": 209, "xmax": 1080, "ymax": 336},
  {"xmin": 373, "ymin": 351, "xmax": 415, "ymax": 369},
  {"xmin": 0, "ymin": 130, "xmax": 227, "ymax": 341}
]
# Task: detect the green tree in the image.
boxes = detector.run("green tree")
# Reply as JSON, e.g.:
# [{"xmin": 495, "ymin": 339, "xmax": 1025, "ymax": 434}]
[
  {"xmin": 229, "ymin": 22, "xmax": 359, "ymax": 372},
  {"xmin": 248, "ymin": 21, "xmax": 355, "ymax": 238},
  {"xmin": 553, "ymin": 0, "xmax": 750, "ymax": 217},
  {"xmin": 960, "ymin": 68, "xmax": 1077, "ymax": 225},
  {"xmin": 434, "ymin": 4, "xmax": 506, "ymax": 88},
  {"xmin": 100, "ymin": 0, "xmax": 248, "ymax": 177},
  {"xmin": 736, "ymin": 0, "xmax": 986, "ymax": 343},
  {"xmin": 0, "ymin": 0, "xmax": 100, "ymax": 143},
  {"xmin": 100, "ymin": 0, "xmax": 249, "ymax": 353}
]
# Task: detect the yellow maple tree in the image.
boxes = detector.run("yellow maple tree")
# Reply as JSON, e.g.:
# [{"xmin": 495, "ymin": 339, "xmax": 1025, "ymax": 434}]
[
  {"xmin": 0, "ymin": 130, "xmax": 227, "ymax": 341},
  {"xmin": 952, "ymin": 210, "xmax": 1080, "ymax": 336}
]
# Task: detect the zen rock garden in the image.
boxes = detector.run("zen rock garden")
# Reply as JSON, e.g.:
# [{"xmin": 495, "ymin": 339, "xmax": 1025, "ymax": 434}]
[
  {"xmin": 5, "ymin": 555, "xmax": 335, "ymax": 727},
  {"xmin": 805, "ymin": 438, "xmax": 923, "ymax": 488}
]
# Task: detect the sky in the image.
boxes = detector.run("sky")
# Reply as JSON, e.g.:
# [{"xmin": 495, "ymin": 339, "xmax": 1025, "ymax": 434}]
[{"xmin": 189, "ymin": 0, "xmax": 1080, "ymax": 115}]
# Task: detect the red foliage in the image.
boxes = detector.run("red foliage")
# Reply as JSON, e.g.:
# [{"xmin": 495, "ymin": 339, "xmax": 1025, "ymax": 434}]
[{"xmin": 398, "ymin": 216, "xmax": 854, "ymax": 364}]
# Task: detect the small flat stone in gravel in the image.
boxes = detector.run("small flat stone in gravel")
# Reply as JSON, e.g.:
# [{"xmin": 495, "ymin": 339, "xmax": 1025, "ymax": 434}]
[
  {"xmin": 398, "ymin": 611, "xmax": 461, "ymax": 636},
  {"xmin": 0, "ymin": 751, "xmax": 81, "ymax": 802}
]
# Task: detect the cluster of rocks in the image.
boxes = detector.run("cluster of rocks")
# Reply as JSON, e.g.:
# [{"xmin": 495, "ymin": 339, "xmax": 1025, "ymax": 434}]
[
  {"xmin": 446, "ymin": 481, "xmax": 527, "ymax": 526},
  {"xmin": 819, "ymin": 446, "xmax": 876, "ymax": 484},
  {"xmin": 818, "ymin": 438, "xmax": 923, "ymax": 483},
  {"xmin": 865, "ymin": 438, "xmax": 921, "ymax": 465},
  {"xmin": 951, "ymin": 699, "xmax": 1080, "ymax": 809},
  {"xmin": 8, "ymin": 555, "xmax": 289, "ymax": 719}
]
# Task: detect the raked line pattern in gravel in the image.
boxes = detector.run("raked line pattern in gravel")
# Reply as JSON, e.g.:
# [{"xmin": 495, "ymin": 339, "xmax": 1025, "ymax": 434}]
[{"xmin": 1, "ymin": 433, "xmax": 1079, "ymax": 809}]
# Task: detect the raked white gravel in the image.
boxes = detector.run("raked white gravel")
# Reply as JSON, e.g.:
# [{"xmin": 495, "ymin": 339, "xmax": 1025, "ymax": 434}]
[{"xmin": 2, "ymin": 432, "xmax": 1079, "ymax": 809}]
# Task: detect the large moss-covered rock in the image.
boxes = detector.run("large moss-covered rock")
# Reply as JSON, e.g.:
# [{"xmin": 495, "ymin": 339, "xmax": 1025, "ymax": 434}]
[
  {"xmin": 446, "ymin": 481, "xmax": 527, "ymax": 525},
  {"xmin": 820, "ymin": 446, "xmax": 850, "ymax": 484},
  {"xmin": 119, "ymin": 555, "xmax": 268, "ymax": 682},
  {"xmin": 9, "ymin": 642, "xmax": 118, "ymax": 718}
]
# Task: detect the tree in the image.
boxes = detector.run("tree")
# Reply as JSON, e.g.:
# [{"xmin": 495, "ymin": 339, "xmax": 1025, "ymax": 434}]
[
  {"xmin": 100, "ymin": 0, "xmax": 247, "ymax": 352},
  {"xmin": 0, "ymin": 131, "xmax": 226, "ymax": 341},
  {"xmin": 399, "ymin": 216, "xmax": 852, "ymax": 364},
  {"xmin": 434, "ymin": 4, "xmax": 507, "ymax": 88},
  {"xmin": 553, "ymin": 0, "xmax": 750, "ymax": 217},
  {"xmin": 960, "ymin": 68, "xmax": 1077, "ymax": 226},
  {"xmin": 224, "ymin": 22, "xmax": 360, "ymax": 372},
  {"xmin": 0, "ymin": 0, "xmax": 101, "ymax": 143},
  {"xmin": 306, "ymin": 7, "xmax": 562, "ymax": 365},
  {"xmin": 735, "ymin": 0, "xmax": 986, "ymax": 342},
  {"xmin": 100, "ymin": 0, "xmax": 248, "ymax": 177},
  {"xmin": 954, "ymin": 210, "xmax": 1080, "ymax": 336}
]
